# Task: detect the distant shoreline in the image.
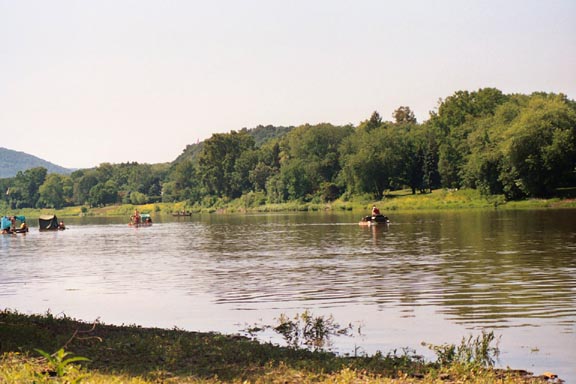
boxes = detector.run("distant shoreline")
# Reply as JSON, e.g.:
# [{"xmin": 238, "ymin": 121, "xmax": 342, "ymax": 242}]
[{"xmin": 6, "ymin": 188, "xmax": 576, "ymax": 220}]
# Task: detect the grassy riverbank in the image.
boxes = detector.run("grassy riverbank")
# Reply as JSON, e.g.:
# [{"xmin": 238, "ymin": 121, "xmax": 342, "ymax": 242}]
[
  {"xmin": 5, "ymin": 188, "xmax": 576, "ymax": 219},
  {"xmin": 0, "ymin": 310, "xmax": 558, "ymax": 383}
]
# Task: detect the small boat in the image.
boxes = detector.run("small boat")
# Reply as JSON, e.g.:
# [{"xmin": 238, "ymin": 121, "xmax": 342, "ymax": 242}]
[
  {"xmin": 172, "ymin": 211, "xmax": 192, "ymax": 217},
  {"xmin": 1, "ymin": 215, "xmax": 29, "ymax": 234},
  {"xmin": 129, "ymin": 213, "xmax": 153, "ymax": 227},
  {"xmin": 39, "ymin": 214, "xmax": 66, "ymax": 231},
  {"xmin": 359, "ymin": 214, "xmax": 390, "ymax": 226}
]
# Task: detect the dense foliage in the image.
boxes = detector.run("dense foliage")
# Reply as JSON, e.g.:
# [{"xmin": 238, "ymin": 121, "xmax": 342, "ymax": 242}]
[
  {"xmin": 0, "ymin": 162, "xmax": 169, "ymax": 209},
  {"xmin": 1, "ymin": 89, "xmax": 574, "ymax": 210}
]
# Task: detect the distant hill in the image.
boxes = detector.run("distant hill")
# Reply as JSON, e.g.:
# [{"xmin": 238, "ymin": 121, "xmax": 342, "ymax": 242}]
[
  {"xmin": 173, "ymin": 125, "xmax": 293, "ymax": 164},
  {"xmin": 0, "ymin": 147, "xmax": 74, "ymax": 178},
  {"xmin": 242, "ymin": 124, "xmax": 294, "ymax": 147}
]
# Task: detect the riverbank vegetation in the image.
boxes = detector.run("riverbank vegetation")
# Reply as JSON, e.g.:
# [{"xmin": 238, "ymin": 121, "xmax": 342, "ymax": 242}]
[
  {"xmin": 0, "ymin": 310, "xmax": 558, "ymax": 383},
  {"xmin": 1, "ymin": 89, "xmax": 575, "ymax": 214},
  {"xmin": 4, "ymin": 187, "xmax": 576, "ymax": 220}
]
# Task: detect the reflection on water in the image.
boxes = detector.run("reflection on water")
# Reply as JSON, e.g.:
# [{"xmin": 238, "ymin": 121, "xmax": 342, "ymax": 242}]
[{"xmin": 1, "ymin": 210, "xmax": 575, "ymax": 378}]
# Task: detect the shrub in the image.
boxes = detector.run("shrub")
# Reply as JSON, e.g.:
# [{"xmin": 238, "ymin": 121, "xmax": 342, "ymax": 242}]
[{"xmin": 422, "ymin": 331, "xmax": 500, "ymax": 368}]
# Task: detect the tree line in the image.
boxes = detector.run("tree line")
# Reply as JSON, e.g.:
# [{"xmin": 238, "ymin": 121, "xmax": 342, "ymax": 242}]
[{"xmin": 1, "ymin": 89, "xmax": 575, "ymax": 210}]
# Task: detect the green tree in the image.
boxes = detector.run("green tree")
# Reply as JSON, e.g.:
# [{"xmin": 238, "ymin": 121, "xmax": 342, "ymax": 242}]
[
  {"xmin": 432, "ymin": 88, "xmax": 508, "ymax": 188},
  {"xmin": 88, "ymin": 180, "xmax": 118, "ymax": 207},
  {"xmin": 421, "ymin": 126, "xmax": 441, "ymax": 192},
  {"xmin": 282, "ymin": 123, "xmax": 353, "ymax": 199},
  {"xmin": 129, "ymin": 191, "xmax": 148, "ymax": 205},
  {"xmin": 198, "ymin": 131, "xmax": 256, "ymax": 199},
  {"xmin": 357, "ymin": 111, "xmax": 383, "ymax": 133},
  {"xmin": 62, "ymin": 176, "xmax": 74, "ymax": 206},
  {"xmin": 499, "ymin": 94, "xmax": 576, "ymax": 197},
  {"xmin": 39, "ymin": 174, "xmax": 65, "ymax": 208},
  {"xmin": 432, "ymin": 88, "xmax": 507, "ymax": 134},
  {"xmin": 265, "ymin": 173, "xmax": 287, "ymax": 203},
  {"xmin": 231, "ymin": 149, "xmax": 259, "ymax": 196},
  {"xmin": 340, "ymin": 127, "xmax": 399, "ymax": 199},
  {"xmin": 6, "ymin": 167, "xmax": 47, "ymax": 208},
  {"xmin": 395, "ymin": 125, "xmax": 426, "ymax": 194},
  {"xmin": 461, "ymin": 122, "xmax": 505, "ymax": 195},
  {"xmin": 249, "ymin": 162, "xmax": 275, "ymax": 193},
  {"xmin": 276, "ymin": 159, "xmax": 314, "ymax": 201},
  {"xmin": 393, "ymin": 106, "xmax": 417, "ymax": 124},
  {"xmin": 259, "ymin": 141, "xmax": 281, "ymax": 170},
  {"xmin": 73, "ymin": 171, "xmax": 99, "ymax": 206},
  {"xmin": 165, "ymin": 160, "xmax": 200, "ymax": 202}
]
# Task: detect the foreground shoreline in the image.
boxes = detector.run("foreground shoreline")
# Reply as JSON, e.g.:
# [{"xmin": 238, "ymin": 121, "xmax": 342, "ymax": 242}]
[{"xmin": 0, "ymin": 310, "xmax": 563, "ymax": 383}]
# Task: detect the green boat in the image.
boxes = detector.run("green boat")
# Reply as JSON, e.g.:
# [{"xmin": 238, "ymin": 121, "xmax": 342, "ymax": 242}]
[{"xmin": 1, "ymin": 215, "xmax": 28, "ymax": 234}]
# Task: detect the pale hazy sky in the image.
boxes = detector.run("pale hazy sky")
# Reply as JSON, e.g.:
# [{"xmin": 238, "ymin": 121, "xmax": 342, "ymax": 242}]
[{"xmin": 1, "ymin": 1, "xmax": 575, "ymax": 169}]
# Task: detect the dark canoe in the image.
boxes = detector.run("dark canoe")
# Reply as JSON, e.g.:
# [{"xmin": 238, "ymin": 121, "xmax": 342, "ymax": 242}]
[
  {"xmin": 39, "ymin": 214, "xmax": 65, "ymax": 231},
  {"xmin": 359, "ymin": 214, "xmax": 390, "ymax": 226}
]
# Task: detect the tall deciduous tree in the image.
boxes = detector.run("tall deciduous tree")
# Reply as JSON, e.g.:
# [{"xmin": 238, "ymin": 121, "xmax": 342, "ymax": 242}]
[
  {"xmin": 393, "ymin": 125, "xmax": 427, "ymax": 194},
  {"xmin": 499, "ymin": 94, "xmax": 576, "ymax": 197},
  {"xmin": 198, "ymin": 130, "xmax": 256, "ymax": 198},
  {"xmin": 285, "ymin": 123, "xmax": 353, "ymax": 186},
  {"xmin": 88, "ymin": 180, "xmax": 119, "ymax": 207},
  {"xmin": 393, "ymin": 106, "xmax": 417, "ymax": 124},
  {"xmin": 432, "ymin": 88, "xmax": 509, "ymax": 188},
  {"xmin": 340, "ymin": 127, "xmax": 400, "ymax": 199},
  {"xmin": 72, "ymin": 171, "xmax": 99, "ymax": 206},
  {"xmin": 39, "ymin": 174, "xmax": 65, "ymax": 208},
  {"xmin": 7, "ymin": 167, "xmax": 47, "ymax": 208}
]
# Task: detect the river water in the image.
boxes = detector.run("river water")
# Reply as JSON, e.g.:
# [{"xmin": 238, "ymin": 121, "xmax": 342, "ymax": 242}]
[{"xmin": 1, "ymin": 209, "xmax": 575, "ymax": 380}]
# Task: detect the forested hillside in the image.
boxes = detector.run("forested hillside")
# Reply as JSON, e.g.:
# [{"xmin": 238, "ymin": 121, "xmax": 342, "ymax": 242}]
[
  {"xmin": 0, "ymin": 147, "xmax": 73, "ymax": 178},
  {"xmin": 1, "ymin": 89, "xmax": 574, "ymax": 210},
  {"xmin": 173, "ymin": 124, "xmax": 293, "ymax": 164}
]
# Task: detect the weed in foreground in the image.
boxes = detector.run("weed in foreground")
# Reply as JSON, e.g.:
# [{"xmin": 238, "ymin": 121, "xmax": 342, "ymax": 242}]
[
  {"xmin": 422, "ymin": 330, "xmax": 500, "ymax": 368},
  {"xmin": 34, "ymin": 348, "xmax": 90, "ymax": 379},
  {"xmin": 243, "ymin": 310, "xmax": 356, "ymax": 352}
]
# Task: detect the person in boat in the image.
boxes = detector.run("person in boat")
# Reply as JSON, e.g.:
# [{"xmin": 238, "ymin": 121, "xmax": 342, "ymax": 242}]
[
  {"xmin": 372, "ymin": 205, "xmax": 381, "ymax": 216},
  {"xmin": 3, "ymin": 216, "xmax": 20, "ymax": 233},
  {"xmin": 1, "ymin": 216, "xmax": 14, "ymax": 234},
  {"xmin": 132, "ymin": 209, "xmax": 141, "ymax": 225}
]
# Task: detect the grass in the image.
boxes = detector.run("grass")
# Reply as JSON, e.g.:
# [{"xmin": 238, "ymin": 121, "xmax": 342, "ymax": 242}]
[{"xmin": 0, "ymin": 310, "xmax": 555, "ymax": 383}]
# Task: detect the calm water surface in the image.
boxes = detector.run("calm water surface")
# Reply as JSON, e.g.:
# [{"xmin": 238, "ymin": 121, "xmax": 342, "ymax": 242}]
[{"xmin": 1, "ymin": 210, "xmax": 575, "ymax": 380}]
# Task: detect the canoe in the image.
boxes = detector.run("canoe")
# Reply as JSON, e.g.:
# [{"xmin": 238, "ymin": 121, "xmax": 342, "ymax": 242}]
[
  {"xmin": 359, "ymin": 214, "xmax": 390, "ymax": 226},
  {"xmin": 1, "ymin": 215, "xmax": 29, "ymax": 233},
  {"xmin": 129, "ymin": 222, "xmax": 153, "ymax": 228},
  {"xmin": 129, "ymin": 213, "xmax": 153, "ymax": 227},
  {"xmin": 38, "ymin": 214, "xmax": 65, "ymax": 231}
]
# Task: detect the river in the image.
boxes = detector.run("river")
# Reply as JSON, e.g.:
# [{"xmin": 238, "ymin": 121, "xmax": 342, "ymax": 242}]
[{"xmin": 1, "ymin": 209, "xmax": 575, "ymax": 380}]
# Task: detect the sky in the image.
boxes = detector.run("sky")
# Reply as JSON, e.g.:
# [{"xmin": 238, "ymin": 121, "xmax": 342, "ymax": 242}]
[{"xmin": 1, "ymin": 1, "xmax": 575, "ymax": 169}]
